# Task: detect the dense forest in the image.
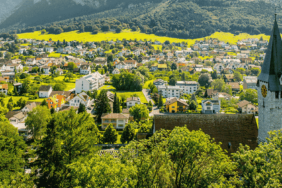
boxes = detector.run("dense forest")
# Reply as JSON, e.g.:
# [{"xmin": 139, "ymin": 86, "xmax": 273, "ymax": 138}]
[{"xmin": 0, "ymin": 0, "xmax": 279, "ymax": 39}]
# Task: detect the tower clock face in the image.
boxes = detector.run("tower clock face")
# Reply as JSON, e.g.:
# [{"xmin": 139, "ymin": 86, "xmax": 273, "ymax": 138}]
[{"xmin": 261, "ymin": 85, "xmax": 267, "ymax": 98}]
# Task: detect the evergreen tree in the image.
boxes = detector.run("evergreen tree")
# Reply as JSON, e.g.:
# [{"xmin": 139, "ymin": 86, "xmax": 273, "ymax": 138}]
[
  {"xmin": 121, "ymin": 123, "xmax": 136, "ymax": 144},
  {"xmin": 41, "ymin": 99, "xmax": 48, "ymax": 107},
  {"xmin": 95, "ymin": 90, "xmax": 111, "ymax": 122},
  {"xmin": 158, "ymin": 94, "xmax": 163, "ymax": 108},
  {"xmin": 113, "ymin": 93, "xmax": 120, "ymax": 113},
  {"xmin": 7, "ymin": 103, "xmax": 13, "ymax": 111},
  {"xmin": 50, "ymin": 107, "xmax": 55, "ymax": 114},
  {"xmin": 103, "ymin": 124, "xmax": 118, "ymax": 144},
  {"xmin": 191, "ymin": 94, "xmax": 198, "ymax": 105},
  {"xmin": 17, "ymin": 98, "xmax": 23, "ymax": 107},
  {"xmin": 78, "ymin": 103, "xmax": 86, "ymax": 114}
]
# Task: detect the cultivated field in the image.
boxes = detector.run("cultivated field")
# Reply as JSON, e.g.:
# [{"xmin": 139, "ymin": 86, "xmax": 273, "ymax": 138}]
[{"xmin": 18, "ymin": 30, "xmax": 270, "ymax": 45}]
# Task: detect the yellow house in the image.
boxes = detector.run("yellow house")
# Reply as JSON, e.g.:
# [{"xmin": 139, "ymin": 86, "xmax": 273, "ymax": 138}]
[{"xmin": 165, "ymin": 98, "xmax": 189, "ymax": 113}]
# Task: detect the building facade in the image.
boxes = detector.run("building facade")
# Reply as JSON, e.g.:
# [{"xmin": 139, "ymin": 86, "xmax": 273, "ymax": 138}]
[
  {"xmin": 175, "ymin": 81, "xmax": 199, "ymax": 95},
  {"xmin": 158, "ymin": 86, "xmax": 183, "ymax": 98},
  {"xmin": 75, "ymin": 72, "xmax": 105, "ymax": 94},
  {"xmin": 201, "ymin": 100, "xmax": 221, "ymax": 114},
  {"xmin": 257, "ymin": 17, "xmax": 282, "ymax": 143}
]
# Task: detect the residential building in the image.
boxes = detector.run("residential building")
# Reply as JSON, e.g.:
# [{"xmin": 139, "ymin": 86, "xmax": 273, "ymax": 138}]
[
  {"xmin": 39, "ymin": 85, "xmax": 52, "ymax": 98},
  {"xmin": 126, "ymin": 97, "xmax": 141, "ymax": 109},
  {"xmin": 124, "ymin": 60, "xmax": 137, "ymax": 69},
  {"xmin": 153, "ymin": 79, "xmax": 165, "ymax": 88},
  {"xmin": 226, "ymin": 82, "xmax": 240, "ymax": 92},
  {"xmin": 42, "ymin": 66, "xmax": 50, "ymax": 75},
  {"xmin": 94, "ymin": 57, "xmax": 107, "ymax": 66},
  {"xmin": 243, "ymin": 76, "xmax": 257, "ymax": 89},
  {"xmin": 112, "ymin": 68, "xmax": 120, "ymax": 74},
  {"xmin": 165, "ymin": 98, "xmax": 189, "ymax": 113},
  {"xmin": 80, "ymin": 64, "xmax": 91, "ymax": 75},
  {"xmin": 212, "ymin": 92, "xmax": 232, "ymax": 100},
  {"xmin": 75, "ymin": 72, "xmax": 105, "ymax": 93},
  {"xmin": 0, "ymin": 84, "xmax": 8, "ymax": 95},
  {"xmin": 46, "ymin": 94, "xmax": 67, "ymax": 110},
  {"xmin": 158, "ymin": 86, "xmax": 183, "ymax": 98},
  {"xmin": 21, "ymin": 102, "xmax": 40, "ymax": 113},
  {"xmin": 101, "ymin": 113, "xmax": 129, "ymax": 130},
  {"xmin": 5, "ymin": 111, "xmax": 26, "ymax": 128},
  {"xmin": 237, "ymin": 100, "xmax": 258, "ymax": 114},
  {"xmin": 201, "ymin": 100, "xmax": 221, "ymax": 114},
  {"xmin": 175, "ymin": 81, "xmax": 199, "ymax": 95},
  {"xmin": 69, "ymin": 92, "xmax": 91, "ymax": 108}
]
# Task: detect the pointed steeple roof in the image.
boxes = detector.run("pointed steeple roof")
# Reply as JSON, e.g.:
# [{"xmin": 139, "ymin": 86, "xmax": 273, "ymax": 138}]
[{"xmin": 258, "ymin": 15, "xmax": 282, "ymax": 91}]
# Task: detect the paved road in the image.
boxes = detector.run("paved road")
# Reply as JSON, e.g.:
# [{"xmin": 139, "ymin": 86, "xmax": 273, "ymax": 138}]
[
  {"xmin": 142, "ymin": 89, "xmax": 154, "ymax": 105},
  {"xmin": 150, "ymin": 105, "xmax": 160, "ymax": 117}
]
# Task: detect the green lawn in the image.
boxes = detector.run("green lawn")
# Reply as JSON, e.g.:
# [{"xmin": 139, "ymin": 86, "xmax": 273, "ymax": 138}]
[
  {"xmin": 143, "ymin": 80, "xmax": 154, "ymax": 89},
  {"xmin": 99, "ymin": 85, "xmax": 148, "ymax": 104},
  {"xmin": 2, "ymin": 96, "xmax": 46, "ymax": 110}
]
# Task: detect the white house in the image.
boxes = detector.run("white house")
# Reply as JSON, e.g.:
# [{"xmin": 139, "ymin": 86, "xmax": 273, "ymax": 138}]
[
  {"xmin": 39, "ymin": 85, "xmax": 52, "ymax": 98},
  {"xmin": 112, "ymin": 68, "xmax": 120, "ymax": 74},
  {"xmin": 21, "ymin": 102, "xmax": 38, "ymax": 113},
  {"xmin": 115, "ymin": 62, "xmax": 128, "ymax": 70},
  {"xmin": 42, "ymin": 66, "xmax": 50, "ymax": 75},
  {"xmin": 201, "ymin": 100, "xmax": 221, "ymax": 114},
  {"xmin": 126, "ymin": 97, "xmax": 141, "ymax": 109},
  {"xmin": 45, "ymin": 47, "xmax": 54, "ymax": 53},
  {"xmin": 80, "ymin": 65, "xmax": 91, "ymax": 75},
  {"xmin": 75, "ymin": 72, "xmax": 105, "ymax": 94},
  {"xmin": 68, "ymin": 92, "xmax": 91, "ymax": 107}
]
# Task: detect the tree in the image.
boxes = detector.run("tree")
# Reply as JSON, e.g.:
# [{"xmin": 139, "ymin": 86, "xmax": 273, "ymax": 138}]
[
  {"xmin": 16, "ymin": 97, "xmax": 23, "ymax": 107},
  {"xmin": 233, "ymin": 71, "xmax": 243, "ymax": 81},
  {"xmin": 53, "ymin": 83, "xmax": 66, "ymax": 91},
  {"xmin": 67, "ymin": 62, "xmax": 77, "ymax": 72},
  {"xmin": 0, "ymin": 120, "xmax": 28, "ymax": 184},
  {"xmin": 169, "ymin": 75, "xmax": 177, "ymax": 86},
  {"xmin": 65, "ymin": 72, "xmax": 74, "ymax": 81},
  {"xmin": 7, "ymin": 102, "xmax": 13, "ymax": 111},
  {"xmin": 0, "ymin": 52, "xmax": 3, "ymax": 58},
  {"xmin": 189, "ymin": 100, "xmax": 197, "ymax": 110},
  {"xmin": 5, "ymin": 52, "xmax": 12, "ymax": 60},
  {"xmin": 78, "ymin": 103, "xmax": 86, "ymax": 114},
  {"xmin": 25, "ymin": 106, "xmax": 52, "ymax": 140},
  {"xmin": 167, "ymin": 127, "xmax": 235, "ymax": 187},
  {"xmin": 41, "ymin": 99, "xmax": 48, "ymax": 107},
  {"xmin": 232, "ymin": 130, "xmax": 282, "ymax": 187},
  {"xmin": 113, "ymin": 93, "xmax": 120, "ymax": 113},
  {"xmin": 198, "ymin": 73, "xmax": 211, "ymax": 88},
  {"xmin": 211, "ymin": 70, "xmax": 217, "ymax": 79},
  {"xmin": 158, "ymin": 94, "xmax": 163, "ymax": 108},
  {"xmin": 95, "ymin": 90, "xmax": 111, "ymax": 122},
  {"xmin": 250, "ymin": 67, "xmax": 261, "ymax": 76},
  {"xmin": 120, "ymin": 123, "xmax": 136, "ymax": 144},
  {"xmin": 239, "ymin": 89, "xmax": 258, "ymax": 103},
  {"xmin": 211, "ymin": 79, "xmax": 225, "ymax": 91},
  {"xmin": 35, "ymin": 109, "xmax": 99, "ymax": 187},
  {"xmin": 171, "ymin": 63, "xmax": 177, "ymax": 70},
  {"xmin": 50, "ymin": 107, "xmax": 55, "ymax": 114},
  {"xmin": 129, "ymin": 104, "xmax": 149, "ymax": 122},
  {"xmin": 103, "ymin": 124, "xmax": 118, "ymax": 144}
]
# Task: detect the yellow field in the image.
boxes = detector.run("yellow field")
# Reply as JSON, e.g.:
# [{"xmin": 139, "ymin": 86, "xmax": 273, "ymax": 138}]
[
  {"xmin": 17, "ymin": 30, "xmax": 270, "ymax": 46},
  {"xmin": 152, "ymin": 45, "xmax": 162, "ymax": 50},
  {"xmin": 48, "ymin": 52, "xmax": 68, "ymax": 58}
]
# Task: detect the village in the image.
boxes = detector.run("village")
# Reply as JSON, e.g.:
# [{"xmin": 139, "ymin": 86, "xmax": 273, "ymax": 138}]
[{"xmin": 0, "ymin": 34, "xmax": 264, "ymax": 144}]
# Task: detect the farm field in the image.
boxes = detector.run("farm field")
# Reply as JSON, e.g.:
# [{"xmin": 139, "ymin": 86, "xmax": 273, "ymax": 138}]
[
  {"xmin": 18, "ymin": 30, "xmax": 270, "ymax": 46},
  {"xmin": 48, "ymin": 52, "xmax": 68, "ymax": 58}
]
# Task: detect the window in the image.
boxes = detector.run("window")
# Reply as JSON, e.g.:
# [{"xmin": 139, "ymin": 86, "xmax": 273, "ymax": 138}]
[{"xmin": 172, "ymin": 106, "xmax": 175, "ymax": 108}]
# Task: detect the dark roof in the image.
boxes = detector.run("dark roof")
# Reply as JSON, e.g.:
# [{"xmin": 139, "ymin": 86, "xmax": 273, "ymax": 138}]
[
  {"xmin": 154, "ymin": 114, "xmax": 258, "ymax": 154},
  {"xmin": 258, "ymin": 17, "xmax": 282, "ymax": 91},
  {"xmin": 39, "ymin": 85, "xmax": 52, "ymax": 91}
]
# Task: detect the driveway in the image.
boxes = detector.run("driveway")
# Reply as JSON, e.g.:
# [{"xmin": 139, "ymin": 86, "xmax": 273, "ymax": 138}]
[{"xmin": 150, "ymin": 105, "xmax": 160, "ymax": 116}]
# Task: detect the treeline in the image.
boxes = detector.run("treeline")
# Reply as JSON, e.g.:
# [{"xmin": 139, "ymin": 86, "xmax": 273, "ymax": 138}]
[{"xmin": 1, "ymin": 0, "xmax": 277, "ymax": 39}]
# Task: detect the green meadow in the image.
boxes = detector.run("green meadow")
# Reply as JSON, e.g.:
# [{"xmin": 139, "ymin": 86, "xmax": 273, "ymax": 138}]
[{"xmin": 18, "ymin": 30, "xmax": 270, "ymax": 45}]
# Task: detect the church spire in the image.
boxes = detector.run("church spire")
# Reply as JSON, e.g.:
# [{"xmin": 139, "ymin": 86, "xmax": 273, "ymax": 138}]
[{"xmin": 258, "ymin": 15, "xmax": 282, "ymax": 91}]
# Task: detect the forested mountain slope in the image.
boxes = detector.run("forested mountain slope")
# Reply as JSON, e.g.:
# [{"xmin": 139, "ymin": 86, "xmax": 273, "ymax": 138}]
[{"xmin": 0, "ymin": 0, "xmax": 279, "ymax": 39}]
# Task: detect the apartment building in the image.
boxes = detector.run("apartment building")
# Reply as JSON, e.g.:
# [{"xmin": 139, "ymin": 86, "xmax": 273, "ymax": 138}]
[{"xmin": 75, "ymin": 72, "xmax": 105, "ymax": 93}]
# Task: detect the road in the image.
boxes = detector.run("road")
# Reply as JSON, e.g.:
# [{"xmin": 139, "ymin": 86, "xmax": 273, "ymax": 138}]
[{"xmin": 142, "ymin": 89, "xmax": 160, "ymax": 116}]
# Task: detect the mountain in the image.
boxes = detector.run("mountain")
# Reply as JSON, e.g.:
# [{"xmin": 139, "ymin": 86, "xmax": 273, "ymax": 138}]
[{"xmin": 0, "ymin": 0, "xmax": 280, "ymax": 39}]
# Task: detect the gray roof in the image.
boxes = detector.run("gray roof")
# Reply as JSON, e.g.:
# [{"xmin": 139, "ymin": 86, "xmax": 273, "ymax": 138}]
[
  {"xmin": 258, "ymin": 17, "xmax": 282, "ymax": 91},
  {"xmin": 39, "ymin": 85, "xmax": 52, "ymax": 91}
]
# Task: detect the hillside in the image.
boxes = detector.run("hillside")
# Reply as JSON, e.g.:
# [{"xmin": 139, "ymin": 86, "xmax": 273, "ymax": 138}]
[{"xmin": 0, "ymin": 0, "xmax": 280, "ymax": 39}]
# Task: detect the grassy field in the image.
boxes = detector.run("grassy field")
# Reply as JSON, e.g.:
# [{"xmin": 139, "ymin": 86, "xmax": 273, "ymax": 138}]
[
  {"xmin": 3, "ymin": 96, "xmax": 46, "ymax": 110},
  {"xmin": 99, "ymin": 85, "xmax": 148, "ymax": 103},
  {"xmin": 17, "ymin": 30, "xmax": 270, "ymax": 46},
  {"xmin": 143, "ymin": 80, "xmax": 154, "ymax": 89}
]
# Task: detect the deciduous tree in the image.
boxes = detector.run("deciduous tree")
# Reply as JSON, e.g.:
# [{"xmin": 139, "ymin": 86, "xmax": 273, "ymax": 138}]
[
  {"xmin": 103, "ymin": 124, "xmax": 118, "ymax": 144},
  {"xmin": 129, "ymin": 104, "xmax": 149, "ymax": 122},
  {"xmin": 121, "ymin": 123, "xmax": 135, "ymax": 144}
]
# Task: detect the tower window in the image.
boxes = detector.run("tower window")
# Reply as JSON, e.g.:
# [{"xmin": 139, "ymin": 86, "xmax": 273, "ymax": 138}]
[{"xmin": 276, "ymin": 91, "xmax": 279, "ymax": 99}]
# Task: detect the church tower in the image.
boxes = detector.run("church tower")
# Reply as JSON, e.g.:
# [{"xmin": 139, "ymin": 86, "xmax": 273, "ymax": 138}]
[{"xmin": 258, "ymin": 15, "xmax": 282, "ymax": 143}]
